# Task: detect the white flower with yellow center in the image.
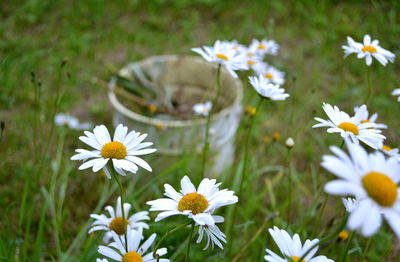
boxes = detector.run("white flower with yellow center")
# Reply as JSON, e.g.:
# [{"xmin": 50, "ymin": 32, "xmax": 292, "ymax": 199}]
[
  {"xmin": 249, "ymin": 39, "xmax": 279, "ymax": 56},
  {"xmin": 193, "ymin": 101, "xmax": 212, "ymax": 117},
  {"xmin": 253, "ymin": 63, "xmax": 285, "ymax": 86},
  {"xmin": 342, "ymin": 35, "xmax": 395, "ymax": 66},
  {"xmin": 196, "ymin": 215, "xmax": 226, "ymax": 250},
  {"xmin": 55, "ymin": 113, "xmax": 92, "ymax": 130},
  {"xmin": 380, "ymin": 145, "xmax": 400, "ymax": 162},
  {"xmin": 191, "ymin": 40, "xmax": 248, "ymax": 78},
  {"xmin": 249, "ymin": 75, "xmax": 289, "ymax": 100},
  {"xmin": 71, "ymin": 124, "xmax": 156, "ymax": 178},
  {"xmin": 264, "ymin": 227, "xmax": 333, "ymax": 262},
  {"xmin": 98, "ymin": 228, "xmax": 169, "ymax": 262},
  {"xmin": 391, "ymin": 88, "xmax": 400, "ymax": 102},
  {"xmin": 312, "ymin": 103, "xmax": 385, "ymax": 149},
  {"xmin": 353, "ymin": 105, "xmax": 387, "ymax": 129},
  {"xmin": 89, "ymin": 197, "xmax": 150, "ymax": 243},
  {"xmin": 146, "ymin": 176, "xmax": 238, "ymax": 226},
  {"xmin": 322, "ymin": 139, "xmax": 400, "ymax": 238}
]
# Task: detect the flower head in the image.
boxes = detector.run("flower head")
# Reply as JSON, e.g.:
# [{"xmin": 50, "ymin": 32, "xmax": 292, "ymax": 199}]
[
  {"xmin": 322, "ymin": 139, "xmax": 400, "ymax": 238},
  {"xmin": 191, "ymin": 40, "xmax": 248, "ymax": 78},
  {"xmin": 71, "ymin": 124, "xmax": 156, "ymax": 178},
  {"xmin": 342, "ymin": 35, "xmax": 395, "ymax": 66},
  {"xmin": 353, "ymin": 105, "xmax": 387, "ymax": 129},
  {"xmin": 249, "ymin": 39, "xmax": 279, "ymax": 56},
  {"xmin": 249, "ymin": 75, "xmax": 289, "ymax": 100},
  {"xmin": 98, "ymin": 228, "xmax": 169, "ymax": 262},
  {"xmin": 146, "ymin": 175, "xmax": 238, "ymax": 226},
  {"xmin": 196, "ymin": 215, "xmax": 226, "ymax": 250},
  {"xmin": 312, "ymin": 103, "xmax": 385, "ymax": 149},
  {"xmin": 264, "ymin": 227, "xmax": 333, "ymax": 262},
  {"xmin": 253, "ymin": 63, "xmax": 285, "ymax": 86},
  {"xmin": 55, "ymin": 113, "xmax": 92, "ymax": 130},
  {"xmin": 380, "ymin": 145, "xmax": 400, "ymax": 162},
  {"xmin": 193, "ymin": 101, "xmax": 212, "ymax": 117},
  {"xmin": 89, "ymin": 197, "xmax": 150, "ymax": 243},
  {"xmin": 391, "ymin": 88, "xmax": 400, "ymax": 102}
]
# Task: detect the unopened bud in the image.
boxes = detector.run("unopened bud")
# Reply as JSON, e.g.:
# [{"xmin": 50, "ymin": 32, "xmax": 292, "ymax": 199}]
[{"xmin": 285, "ymin": 137, "xmax": 295, "ymax": 148}]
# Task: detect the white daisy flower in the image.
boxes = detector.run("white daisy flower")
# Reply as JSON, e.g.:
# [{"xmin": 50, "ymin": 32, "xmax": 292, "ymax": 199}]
[
  {"xmin": 98, "ymin": 228, "xmax": 169, "ymax": 262},
  {"xmin": 353, "ymin": 105, "xmax": 387, "ymax": 129},
  {"xmin": 89, "ymin": 197, "xmax": 150, "ymax": 243},
  {"xmin": 253, "ymin": 63, "xmax": 285, "ymax": 86},
  {"xmin": 342, "ymin": 197, "xmax": 359, "ymax": 213},
  {"xmin": 380, "ymin": 145, "xmax": 400, "ymax": 162},
  {"xmin": 55, "ymin": 113, "xmax": 92, "ymax": 130},
  {"xmin": 196, "ymin": 215, "xmax": 226, "ymax": 250},
  {"xmin": 249, "ymin": 39, "xmax": 279, "ymax": 56},
  {"xmin": 342, "ymin": 35, "xmax": 395, "ymax": 66},
  {"xmin": 193, "ymin": 101, "xmax": 212, "ymax": 117},
  {"xmin": 146, "ymin": 175, "xmax": 238, "ymax": 226},
  {"xmin": 264, "ymin": 227, "xmax": 333, "ymax": 262},
  {"xmin": 249, "ymin": 75, "xmax": 289, "ymax": 101},
  {"xmin": 391, "ymin": 88, "xmax": 400, "ymax": 102},
  {"xmin": 70, "ymin": 124, "xmax": 156, "ymax": 178},
  {"xmin": 191, "ymin": 40, "xmax": 248, "ymax": 78},
  {"xmin": 322, "ymin": 139, "xmax": 400, "ymax": 238},
  {"xmin": 312, "ymin": 103, "xmax": 385, "ymax": 149}
]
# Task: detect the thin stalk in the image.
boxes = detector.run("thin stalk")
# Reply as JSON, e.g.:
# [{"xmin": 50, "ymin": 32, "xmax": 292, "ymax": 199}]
[
  {"xmin": 185, "ymin": 222, "xmax": 196, "ymax": 262},
  {"xmin": 341, "ymin": 231, "xmax": 355, "ymax": 262},
  {"xmin": 153, "ymin": 222, "xmax": 192, "ymax": 259},
  {"xmin": 111, "ymin": 164, "xmax": 128, "ymax": 252},
  {"xmin": 200, "ymin": 64, "xmax": 221, "ymax": 177},
  {"xmin": 365, "ymin": 65, "xmax": 372, "ymax": 104},
  {"xmin": 312, "ymin": 195, "xmax": 329, "ymax": 237},
  {"xmin": 340, "ymin": 139, "xmax": 345, "ymax": 149},
  {"xmin": 363, "ymin": 238, "xmax": 372, "ymax": 259},
  {"xmin": 286, "ymin": 148, "xmax": 293, "ymax": 223}
]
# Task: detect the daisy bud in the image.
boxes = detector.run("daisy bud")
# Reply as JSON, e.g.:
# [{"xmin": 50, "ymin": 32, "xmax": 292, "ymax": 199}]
[{"xmin": 285, "ymin": 137, "xmax": 295, "ymax": 148}]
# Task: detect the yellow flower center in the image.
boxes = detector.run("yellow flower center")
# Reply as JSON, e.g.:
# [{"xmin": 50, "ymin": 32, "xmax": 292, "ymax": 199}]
[
  {"xmin": 265, "ymin": 73, "xmax": 273, "ymax": 79},
  {"xmin": 272, "ymin": 132, "xmax": 281, "ymax": 141},
  {"xmin": 258, "ymin": 43, "xmax": 266, "ymax": 49},
  {"xmin": 148, "ymin": 105, "xmax": 157, "ymax": 113},
  {"xmin": 247, "ymin": 52, "xmax": 254, "ymax": 57},
  {"xmin": 178, "ymin": 193, "xmax": 208, "ymax": 215},
  {"xmin": 247, "ymin": 60, "xmax": 255, "ymax": 65},
  {"xmin": 122, "ymin": 251, "xmax": 142, "ymax": 262},
  {"xmin": 338, "ymin": 230, "xmax": 349, "ymax": 241},
  {"xmin": 216, "ymin": 53, "xmax": 228, "ymax": 61},
  {"xmin": 382, "ymin": 145, "xmax": 392, "ymax": 152},
  {"xmin": 101, "ymin": 141, "xmax": 127, "ymax": 159},
  {"xmin": 291, "ymin": 256, "xmax": 307, "ymax": 262},
  {"xmin": 362, "ymin": 171, "xmax": 398, "ymax": 207},
  {"xmin": 361, "ymin": 45, "xmax": 377, "ymax": 53},
  {"xmin": 109, "ymin": 217, "xmax": 130, "ymax": 235},
  {"xmin": 338, "ymin": 122, "xmax": 359, "ymax": 135},
  {"xmin": 245, "ymin": 106, "xmax": 257, "ymax": 116}
]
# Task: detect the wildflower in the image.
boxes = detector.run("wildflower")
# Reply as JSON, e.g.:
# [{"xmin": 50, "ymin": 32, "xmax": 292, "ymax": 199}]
[
  {"xmin": 71, "ymin": 124, "xmax": 156, "ymax": 178},
  {"xmin": 380, "ymin": 145, "xmax": 400, "ymax": 162},
  {"xmin": 55, "ymin": 113, "xmax": 92, "ymax": 130},
  {"xmin": 155, "ymin": 124, "xmax": 167, "ymax": 131},
  {"xmin": 245, "ymin": 106, "xmax": 257, "ymax": 116},
  {"xmin": 262, "ymin": 136, "xmax": 272, "ymax": 144},
  {"xmin": 89, "ymin": 197, "xmax": 150, "ymax": 243},
  {"xmin": 322, "ymin": 138, "xmax": 400, "ymax": 238},
  {"xmin": 196, "ymin": 215, "xmax": 226, "ymax": 250},
  {"xmin": 338, "ymin": 230, "xmax": 349, "ymax": 241},
  {"xmin": 192, "ymin": 40, "xmax": 248, "ymax": 78},
  {"xmin": 285, "ymin": 137, "xmax": 295, "ymax": 148},
  {"xmin": 146, "ymin": 175, "xmax": 238, "ymax": 226},
  {"xmin": 98, "ymin": 228, "xmax": 169, "ymax": 262},
  {"xmin": 253, "ymin": 63, "xmax": 285, "ymax": 86},
  {"xmin": 272, "ymin": 132, "xmax": 281, "ymax": 141},
  {"xmin": 249, "ymin": 75, "xmax": 289, "ymax": 100},
  {"xmin": 312, "ymin": 103, "xmax": 385, "ymax": 149},
  {"xmin": 249, "ymin": 39, "xmax": 279, "ymax": 56},
  {"xmin": 148, "ymin": 105, "xmax": 157, "ymax": 113},
  {"xmin": 342, "ymin": 35, "xmax": 395, "ymax": 66},
  {"xmin": 391, "ymin": 88, "xmax": 400, "ymax": 102},
  {"xmin": 264, "ymin": 227, "xmax": 333, "ymax": 262},
  {"xmin": 193, "ymin": 101, "xmax": 212, "ymax": 117},
  {"xmin": 353, "ymin": 105, "xmax": 387, "ymax": 129}
]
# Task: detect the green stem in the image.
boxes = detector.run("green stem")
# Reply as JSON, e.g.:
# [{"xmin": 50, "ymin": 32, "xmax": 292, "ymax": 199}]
[
  {"xmin": 341, "ymin": 231, "xmax": 355, "ymax": 262},
  {"xmin": 312, "ymin": 195, "xmax": 329, "ymax": 237},
  {"xmin": 340, "ymin": 139, "xmax": 345, "ymax": 149},
  {"xmin": 185, "ymin": 222, "xmax": 196, "ymax": 262},
  {"xmin": 110, "ymin": 164, "xmax": 128, "ymax": 252},
  {"xmin": 238, "ymin": 96, "xmax": 264, "ymax": 196},
  {"xmin": 363, "ymin": 238, "xmax": 372, "ymax": 259},
  {"xmin": 200, "ymin": 64, "xmax": 221, "ymax": 177},
  {"xmin": 365, "ymin": 65, "xmax": 372, "ymax": 104},
  {"xmin": 287, "ymin": 148, "xmax": 293, "ymax": 223},
  {"xmin": 153, "ymin": 222, "xmax": 192, "ymax": 259}
]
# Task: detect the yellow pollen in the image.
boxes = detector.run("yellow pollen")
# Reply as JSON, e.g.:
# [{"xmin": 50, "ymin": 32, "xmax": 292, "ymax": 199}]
[
  {"xmin": 247, "ymin": 60, "xmax": 255, "ymax": 65},
  {"xmin": 361, "ymin": 45, "xmax": 377, "ymax": 53},
  {"xmin": 338, "ymin": 122, "xmax": 359, "ymax": 135},
  {"xmin": 265, "ymin": 73, "xmax": 273, "ymax": 79},
  {"xmin": 216, "ymin": 53, "xmax": 228, "ymax": 61},
  {"xmin": 338, "ymin": 230, "xmax": 349, "ymax": 241},
  {"xmin": 178, "ymin": 193, "xmax": 208, "ymax": 215},
  {"xmin": 109, "ymin": 217, "xmax": 130, "ymax": 235},
  {"xmin": 362, "ymin": 171, "xmax": 398, "ymax": 207},
  {"xmin": 101, "ymin": 141, "xmax": 127, "ymax": 159},
  {"xmin": 291, "ymin": 256, "xmax": 307, "ymax": 262},
  {"xmin": 245, "ymin": 106, "xmax": 257, "ymax": 116},
  {"xmin": 122, "ymin": 251, "xmax": 142, "ymax": 262},
  {"xmin": 258, "ymin": 43, "xmax": 266, "ymax": 49},
  {"xmin": 382, "ymin": 145, "xmax": 392, "ymax": 152}
]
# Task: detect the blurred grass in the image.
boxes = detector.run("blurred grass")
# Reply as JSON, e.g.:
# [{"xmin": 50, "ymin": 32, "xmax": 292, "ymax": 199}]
[{"xmin": 1, "ymin": 0, "xmax": 400, "ymax": 261}]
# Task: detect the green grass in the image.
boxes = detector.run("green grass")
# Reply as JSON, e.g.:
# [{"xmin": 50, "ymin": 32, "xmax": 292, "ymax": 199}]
[{"xmin": 1, "ymin": 0, "xmax": 400, "ymax": 261}]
